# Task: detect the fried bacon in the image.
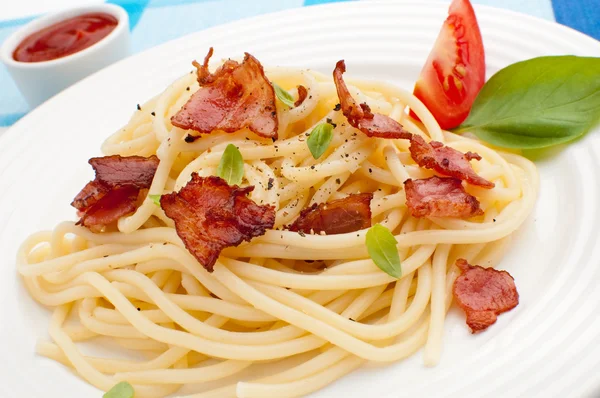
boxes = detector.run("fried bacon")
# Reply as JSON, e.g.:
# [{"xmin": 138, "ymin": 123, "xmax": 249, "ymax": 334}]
[
  {"xmin": 288, "ymin": 193, "xmax": 373, "ymax": 235},
  {"xmin": 404, "ymin": 176, "xmax": 483, "ymax": 218},
  {"xmin": 453, "ymin": 259, "xmax": 519, "ymax": 333},
  {"xmin": 294, "ymin": 85, "xmax": 308, "ymax": 107},
  {"xmin": 72, "ymin": 180, "xmax": 110, "ymax": 212},
  {"xmin": 171, "ymin": 47, "xmax": 278, "ymax": 140},
  {"xmin": 72, "ymin": 155, "xmax": 159, "ymax": 229},
  {"xmin": 333, "ymin": 60, "xmax": 412, "ymax": 139},
  {"xmin": 409, "ymin": 135, "xmax": 494, "ymax": 188},
  {"xmin": 88, "ymin": 155, "xmax": 159, "ymax": 188},
  {"xmin": 78, "ymin": 186, "xmax": 141, "ymax": 228},
  {"xmin": 160, "ymin": 175, "xmax": 275, "ymax": 272}
]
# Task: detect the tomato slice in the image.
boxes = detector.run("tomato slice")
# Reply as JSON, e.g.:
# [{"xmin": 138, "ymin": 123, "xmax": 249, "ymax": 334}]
[{"xmin": 411, "ymin": 0, "xmax": 485, "ymax": 129}]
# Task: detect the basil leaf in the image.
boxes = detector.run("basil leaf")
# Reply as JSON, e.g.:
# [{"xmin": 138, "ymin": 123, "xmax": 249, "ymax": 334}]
[
  {"xmin": 454, "ymin": 56, "xmax": 600, "ymax": 149},
  {"xmin": 217, "ymin": 144, "xmax": 244, "ymax": 185},
  {"xmin": 103, "ymin": 381, "xmax": 134, "ymax": 398},
  {"xmin": 273, "ymin": 82, "xmax": 295, "ymax": 108},
  {"xmin": 365, "ymin": 224, "xmax": 401, "ymax": 278},
  {"xmin": 148, "ymin": 194, "xmax": 161, "ymax": 206},
  {"xmin": 307, "ymin": 123, "xmax": 334, "ymax": 159}
]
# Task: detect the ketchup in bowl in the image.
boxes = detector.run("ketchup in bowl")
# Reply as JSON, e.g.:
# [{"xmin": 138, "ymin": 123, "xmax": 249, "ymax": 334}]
[{"xmin": 13, "ymin": 13, "xmax": 118, "ymax": 63}]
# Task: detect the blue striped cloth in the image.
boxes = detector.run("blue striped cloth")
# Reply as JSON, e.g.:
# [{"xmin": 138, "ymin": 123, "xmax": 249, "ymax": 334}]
[{"xmin": 0, "ymin": 0, "xmax": 598, "ymax": 127}]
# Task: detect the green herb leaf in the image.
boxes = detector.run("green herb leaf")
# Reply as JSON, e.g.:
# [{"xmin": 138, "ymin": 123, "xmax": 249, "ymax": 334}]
[
  {"xmin": 273, "ymin": 82, "xmax": 295, "ymax": 108},
  {"xmin": 103, "ymin": 381, "xmax": 134, "ymax": 398},
  {"xmin": 454, "ymin": 56, "xmax": 600, "ymax": 149},
  {"xmin": 217, "ymin": 144, "xmax": 244, "ymax": 185},
  {"xmin": 307, "ymin": 123, "xmax": 334, "ymax": 159},
  {"xmin": 365, "ymin": 224, "xmax": 401, "ymax": 278},
  {"xmin": 148, "ymin": 194, "xmax": 161, "ymax": 206}
]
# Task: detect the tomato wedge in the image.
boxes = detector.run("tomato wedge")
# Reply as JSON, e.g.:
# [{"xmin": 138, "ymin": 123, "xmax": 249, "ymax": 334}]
[{"xmin": 412, "ymin": 0, "xmax": 485, "ymax": 129}]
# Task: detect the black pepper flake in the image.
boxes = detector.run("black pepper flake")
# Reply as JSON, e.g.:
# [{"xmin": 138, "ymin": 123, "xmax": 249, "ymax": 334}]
[
  {"xmin": 163, "ymin": 242, "xmax": 168, "ymax": 245},
  {"xmin": 137, "ymin": 308, "xmax": 141, "ymax": 311},
  {"xmin": 334, "ymin": 103, "xmax": 341, "ymax": 111},
  {"xmin": 267, "ymin": 178, "xmax": 274, "ymax": 190},
  {"xmin": 335, "ymin": 178, "xmax": 341, "ymax": 184},
  {"xmin": 186, "ymin": 86, "xmax": 190, "ymax": 91},
  {"xmin": 326, "ymin": 118, "xmax": 337, "ymax": 128},
  {"xmin": 151, "ymin": 111, "xmax": 156, "ymax": 116},
  {"xmin": 493, "ymin": 219, "xmax": 497, "ymax": 222},
  {"xmin": 271, "ymin": 111, "xmax": 276, "ymax": 117},
  {"xmin": 185, "ymin": 134, "xmax": 199, "ymax": 143},
  {"xmin": 272, "ymin": 137, "xmax": 277, "ymax": 143},
  {"xmin": 369, "ymin": 168, "xmax": 373, "ymax": 173},
  {"xmin": 310, "ymin": 165, "xmax": 315, "ymax": 170},
  {"xmin": 349, "ymin": 318, "xmax": 356, "ymax": 322},
  {"xmin": 298, "ymin": 231, "xmax": 306, "ymax": 237},
  {"xmin": 103, "ymin": 255, "xmax": 108, "ymax": 258},
  {"xmin": 136, "ymin": 104, "xmax": 141, "ymax": 111},
  {"xmin": 345, "ymin": 154, "xmax": 349, "ymax": 158}
]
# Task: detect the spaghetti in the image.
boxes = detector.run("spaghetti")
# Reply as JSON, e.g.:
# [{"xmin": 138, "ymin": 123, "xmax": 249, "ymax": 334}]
[{"xmin": 17, "ymin": 56, "xmax": 538, "ymax": 397}]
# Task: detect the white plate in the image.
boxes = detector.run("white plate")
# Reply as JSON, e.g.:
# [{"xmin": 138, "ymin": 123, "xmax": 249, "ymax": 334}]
[{"xmin": 1, "ymin": 1, "xmax": 599, "ymax": 397}]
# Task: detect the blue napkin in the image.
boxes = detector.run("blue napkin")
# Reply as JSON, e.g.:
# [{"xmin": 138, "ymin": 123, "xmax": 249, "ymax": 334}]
[{"xmin": 0, "ymin": 0, "xmax": 595, "ymax": 128}]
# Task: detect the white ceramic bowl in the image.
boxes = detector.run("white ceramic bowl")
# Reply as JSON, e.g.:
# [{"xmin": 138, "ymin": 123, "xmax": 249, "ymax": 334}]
[{"xmin": 0, "ymin": 4, "xmax": 131, "ymax": 108}]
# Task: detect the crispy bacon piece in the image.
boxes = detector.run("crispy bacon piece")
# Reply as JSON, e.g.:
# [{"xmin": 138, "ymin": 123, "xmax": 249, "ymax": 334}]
[
  {"xmin": 409, "ymin": 135, "xmax": 494, "ymax": 188},
  {"xmin": 78, "ymin": 186, "xmax": 141, "ymax": 228},
  {"xmin": 160, "ymin": 175, "xmax": 275, "ymax": 272},
  {"xmin": 333, "ymin": 60, "xmax": 411, "ymax": 140},
  {"xmin": 72, "ymin": 180, "xmax": 110, "ymax": 212},
  {"xmin": 71, "ymin": 155, "xmax": 159, "ymax": 229},
  {"xmin": 288, "ymin": 193, "xmax": 373, "ymax": 235},
  {"xmin": 453, "ymin": 259, "xmax": 519, "ymax": 333},
  {"xmin": 89, "ymin": 155, "xmax": 159, "ymax": 188},
  {"xmin": 171, "ymin": 48, "xmax": 278, "ymax": 139},
  {"xmin": 404, "ymin": 176, "xmax": 483, "ymax": 218},
  {"xmin": 294, "ymin": 85, "xmax": 308, "ymax": 107}
]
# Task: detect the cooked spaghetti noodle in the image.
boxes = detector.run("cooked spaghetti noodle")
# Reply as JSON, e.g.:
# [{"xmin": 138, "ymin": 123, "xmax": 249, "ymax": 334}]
[{"xmin": 17, "ymin": 64, "xmax": 538, "ymax": 397}]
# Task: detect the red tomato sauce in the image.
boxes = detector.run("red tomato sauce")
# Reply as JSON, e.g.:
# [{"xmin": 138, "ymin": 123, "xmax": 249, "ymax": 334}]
[{"xmin": 13, "ymin": 13, "xmax": 118, "ymax": 63}]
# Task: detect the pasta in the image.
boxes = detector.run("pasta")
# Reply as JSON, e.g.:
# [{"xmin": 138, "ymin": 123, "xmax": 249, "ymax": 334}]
[{"xmin": 17, "ymin": 61, "xmax": 538, "ymax": 397}]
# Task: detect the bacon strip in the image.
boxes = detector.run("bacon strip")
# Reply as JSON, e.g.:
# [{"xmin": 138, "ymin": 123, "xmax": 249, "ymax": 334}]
[
  {"xmin": 333, "ymin": 60, "xmax": 412, "ymax": 139},
  {"xmin": 89, "ymin": 155, "xmax": 159, "ymax": 188},
  {"xmin": 453, "ymin": 259, "xmax": 519, "ymax": 333},
  {"xmin": 294, "ymin": 85, "xmax": 308, "ymax": 107},
  {"xmin": 404, "ymin": 176, "xmax": 483, "ymax": 218},
  {"xmin": 78, "ymin": 186, "xmax": 141, "ymax": 228},
  {"xmin": 72, "ymin": 180, "xmax": 110, "ymax": 212},
  {"xmin": 161, "ymin": 175, "xmax": 275, "ymax": 272},
  {"xmin": 171, "ymin": 48, "xmax": 278, "ymax": 140},
  {"xmin": 409, "ymin": 135, "xmax": 494, "ymax": 188},
  {"xmin": 72, "ymin": 155, "xmax": 159, "ymax": 229},
  {"xmin": 288, "ymin": 193, "xmax": 373, "ymax": 235}
]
